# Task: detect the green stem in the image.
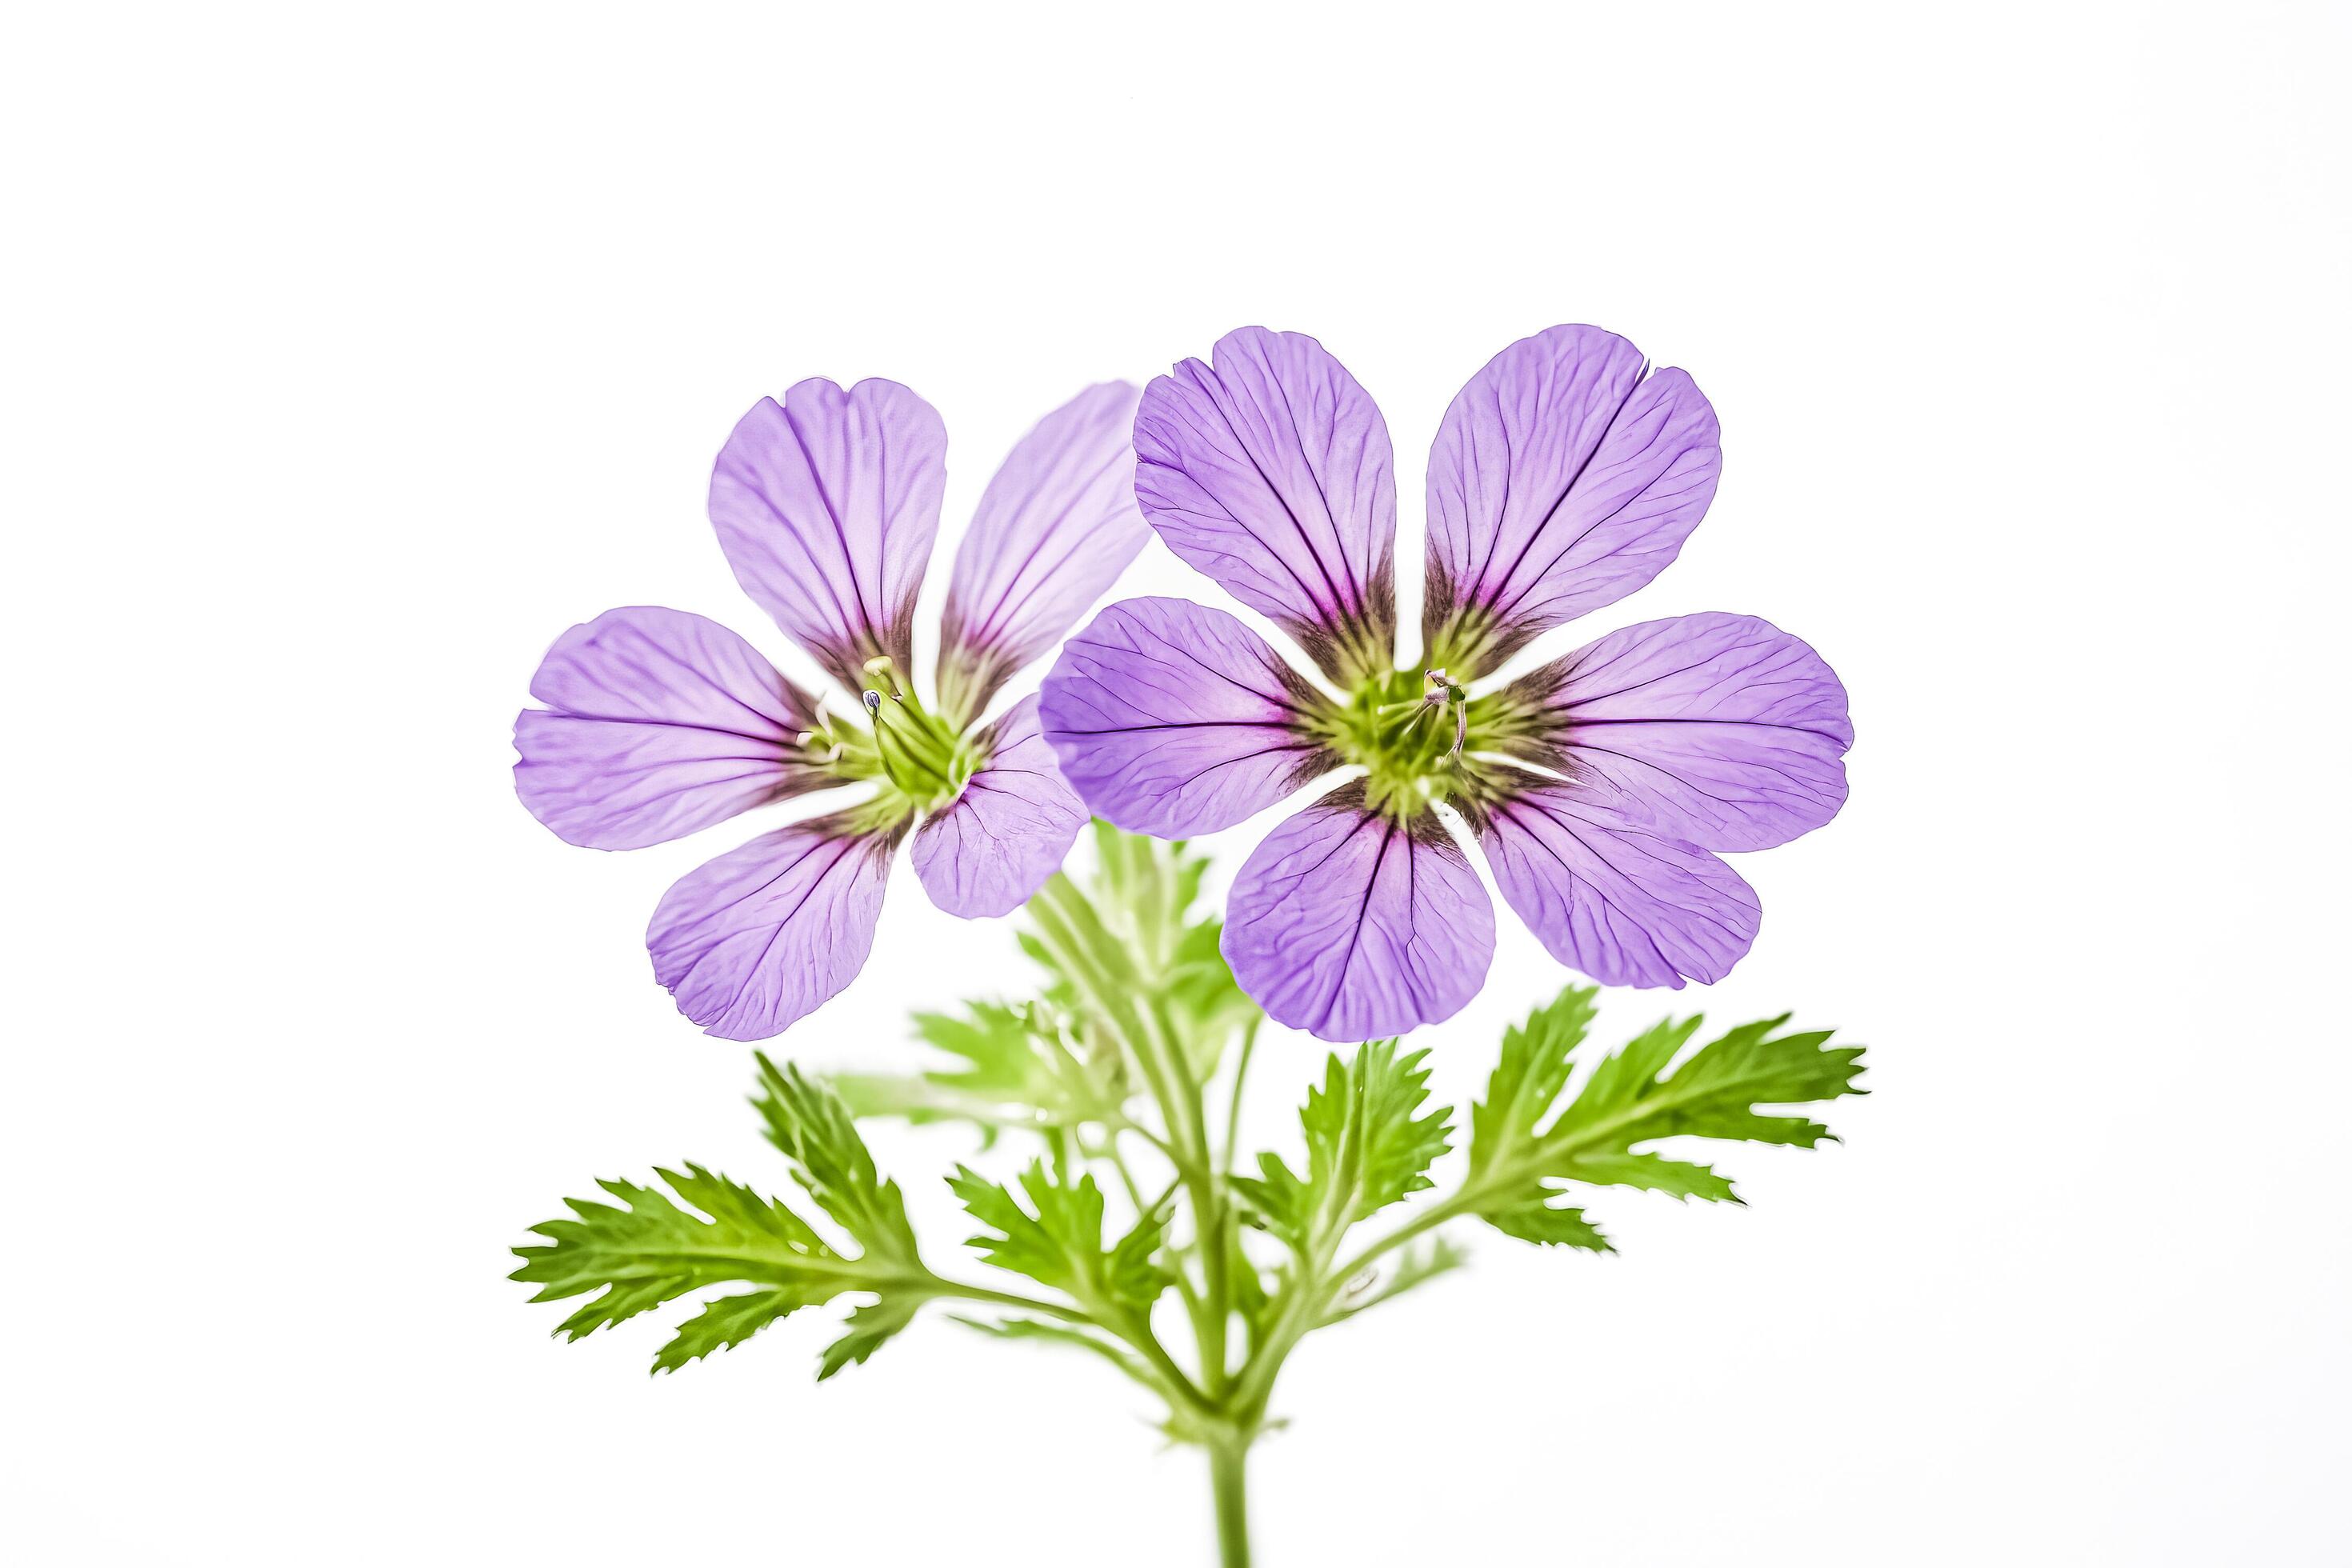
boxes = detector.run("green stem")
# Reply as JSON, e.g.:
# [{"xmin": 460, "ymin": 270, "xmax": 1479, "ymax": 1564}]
[
  {"xmin": 1220, "ymin": 1018, "xmax": 1259, "ymax": 1177},
  {"xmin": 950, "ymin": 1277, "xmax": 1212, "ymax": 1418},
  {"xmin": 1136, "ymin": 996, "xmax": 1233, "ymax": 1393},
  {"xmin": 1209, "ymin": 1437, "xmax": 1252, "ymax": 1568}
]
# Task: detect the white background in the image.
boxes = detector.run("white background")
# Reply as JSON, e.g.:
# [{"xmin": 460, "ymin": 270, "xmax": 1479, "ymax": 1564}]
[{"xmin": 5, "ymin": 2, "xmax": 2346, "ymax": 1563}]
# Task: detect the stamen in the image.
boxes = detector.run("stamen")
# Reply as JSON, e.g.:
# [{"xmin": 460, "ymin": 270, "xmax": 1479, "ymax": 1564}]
[
  {"xmin": 862, "ymin": 654, "xmax": 914, "ymax": 704},
  {"xmin": 1423, "ymin": 669, "xmax": 1468, "ymax": 762}
]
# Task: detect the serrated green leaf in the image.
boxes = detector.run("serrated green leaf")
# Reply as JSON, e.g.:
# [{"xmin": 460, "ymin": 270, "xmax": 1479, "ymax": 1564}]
[
  {"xmin": 1568, "ymin": 1017, "xmax": 1863, "ymax": 1150},
  {"xmin": 1466, "ymin": 987, "xmax": 1865, "ymax": 1250},
  {"xmin": 1234, "ymin": 1040, "xmax": 1453, "ymax": 1252},
  {"xmin": 1483, "ymin": 1192, "xmax": 1614, "ymax": 1251},
  {"xmin": 752, "ymin": 1056, "xmax": 921, "ymax": 1270},
  {"xmin": 1564, "ymin": 1152, "xmax": 1740, "ymax": 1202},
  {"xmin": 950, "ymin": 1160, "xmax": 1171, "ymax": 1315},
  {"xmin": 654, "ymin": 1287, "xmax": 808, "ymax": 1374},
  {"xmin": 818, "ymin": 1294, "xmax": 923, "ymax": 1381},
  {"xmin": 510, "ymin": 1162, "xmax": 929, "ymax": 1375},
  {"xmin": 1468, "ymin": 986, "xmax": 1601, "ymax": 1178},
  {"xmin": 516, "ymin": 1070, "xmax": 944, "ymax": 1378}
]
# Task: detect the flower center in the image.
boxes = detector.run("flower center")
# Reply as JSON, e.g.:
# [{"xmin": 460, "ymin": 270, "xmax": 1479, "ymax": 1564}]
[
  {"xmin": 860, "ymin": 658, "xmax": 979, "ymax": 811},
  {"xmin": 1323, "ymin": 666, "xmax": 1487, "ymax": 818},
  {"xmin": 794, "ymin": 658, "xmax": 980, "ymax": 823}
]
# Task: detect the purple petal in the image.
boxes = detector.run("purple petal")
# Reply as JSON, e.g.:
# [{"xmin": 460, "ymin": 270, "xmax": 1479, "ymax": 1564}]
[
  {"xmin": 708, "ymin": 378, "xmax": 946, "ymax": 690},
  {"xmin": 514, "ymin": 606, "xmax": 828, "ymax": 850},
  {"xmin": 1222, "ymin": 790, "xmax": 1494, "ymax": 1042},
  {"xmin": 1476, "ymin": 782, "xmax": 1758, "ymax": 990},
  {"xmin": 911, "ymin": 695, "xmax": 1088, "ymax": 918},
  {"xmin": 1134, "ymin": 327, "xmax": 1397, "ymax": 680},
  {"xmin": 935, "ymin": 382, "xmax": 1151, "ymax": 725},
  {"xmin": 1038, "ymin": 596, "xmax": 1332, "ymax": 838},
  {"xmin": 1508, "ymin": 613, "xmax": 1852, "ymax": 852},
  {"xmin": 646, "ymin": 813, "xmax": 898, "ymax": 1041},
  {"xmin": 1425, "ymin": 325, "xmax": 1720, "ymax": 670}
]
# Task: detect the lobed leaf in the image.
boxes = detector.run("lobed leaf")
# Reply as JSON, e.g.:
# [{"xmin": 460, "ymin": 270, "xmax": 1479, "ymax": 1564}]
[
  {"xmin": 950, "ymin": 1160, "xmax": 1172, "ymax": 1316},
  {"xmin": 1466, "ymin": 986, "xmax": 1865, "ymax": 1249},
  {"xmin": 514, "ymin": 1071, "xmax": 937, "ymax": 1376},
  {"xmin": 1234, "ymin": 1039, "xmax": 1453, "ymax": 1252}
]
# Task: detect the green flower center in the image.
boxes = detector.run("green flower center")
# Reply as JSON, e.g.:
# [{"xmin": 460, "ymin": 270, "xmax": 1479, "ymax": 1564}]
[
  {"xmin": 1320, "ymin": 666, "xmax": 1505, "ymax": 820},
  {"xmin": 796, "ymin": 658, "xmax": 981, "ymax": 828}
]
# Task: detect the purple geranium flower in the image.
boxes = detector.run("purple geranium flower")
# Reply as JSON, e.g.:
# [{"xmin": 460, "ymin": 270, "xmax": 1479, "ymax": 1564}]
[
  {"xmin": 1038, "ymin": 326, "xmax": 1852, "ymax": 1042},
  {"xmin": 515, "ymin": 378, "xmax": 1150, "ymax": 1040}
]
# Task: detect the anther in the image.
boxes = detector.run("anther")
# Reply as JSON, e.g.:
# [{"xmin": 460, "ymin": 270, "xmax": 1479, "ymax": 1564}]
[{"xmin": 862, "ymin": 690, "xmax": 882, "ymax": 714}]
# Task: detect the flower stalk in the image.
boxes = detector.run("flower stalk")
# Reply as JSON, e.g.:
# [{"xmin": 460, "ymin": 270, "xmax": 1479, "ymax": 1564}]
[{"xmin": 514, "ymin": 825, "xmax": 1866, "ymax": 1566}]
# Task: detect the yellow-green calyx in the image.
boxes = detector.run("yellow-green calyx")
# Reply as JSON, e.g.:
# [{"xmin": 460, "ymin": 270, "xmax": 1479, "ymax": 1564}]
[
  {"xmin": 1315, "ymin": 664, "xmax": 1532, "ymax": 820},
  {"xmin": 792, "ymin": 657, "xmax": 981, "ymax": 830}
]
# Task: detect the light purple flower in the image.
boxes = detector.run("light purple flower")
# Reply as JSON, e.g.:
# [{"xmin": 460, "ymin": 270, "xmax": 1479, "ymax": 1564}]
[
  {"xmin": 517, "ymin": 379, "xmax": 1150, "ymax": 1040},
  {"xmin": 1040, "ymin": 326, "xmax": 1851, "ymax": 1042}
]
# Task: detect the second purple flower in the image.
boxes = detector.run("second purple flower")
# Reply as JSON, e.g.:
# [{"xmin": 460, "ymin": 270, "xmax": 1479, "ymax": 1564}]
[
  {"xmin": 1038, "ymin": 326, "xmax": 1854, "ymax": 1042},
  {"xmin": 514, "ymin": 378, "xmax": 1150, "ymax": 1040}
]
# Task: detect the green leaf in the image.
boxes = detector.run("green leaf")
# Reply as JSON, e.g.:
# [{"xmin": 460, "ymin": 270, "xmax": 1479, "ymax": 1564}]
[
  {"xmin": 514, "ymin": 1069, "xmax": 942, "ymax": 1377},
  {"xmin": 950, "ymin": 1160, "xmax": 1171, "ymax": 1316},
  {"xmin": 833, "ymin": 1000, "xmax": 1124, "ymax": 1143},
  {"xmin": 1562, "ymin": 1014, "xmax": 1866, "ymax": 1150},
  {"xmin": 1233, "ymin": 1039, "xmax": 1453, "ymax": 1252},
  {"xmin": 1466, "ymin": 987, "xmax": 1866, "ymax": 1248},
  {"xmin": 658, "ymin": 1287, "xmax": 810, "ymax": 1374},
  {"xmin": 818, "ymin": 1294, "xmax": 924, "ymax": 1382},
  {"xmin": 752, "ymin": 1055, "xmax": 922, "ymax": 1271},
  {"xmin": 1482, "ymin": 1194, "xmax": 1614, "ymax": 1251},
  {"xmin": 510, "ymin": 1162, "xmax": 924, "ymax": 1375},
  {"xmin": 1468, "ymin": 986, "xmax": 1601, "ymax": 1178}
]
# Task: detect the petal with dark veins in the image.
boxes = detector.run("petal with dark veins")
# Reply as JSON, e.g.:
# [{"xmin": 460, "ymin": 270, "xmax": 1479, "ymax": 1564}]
[
  {"xmin": 911, "ymin": 696, "xmax": 1089, "ymax": 918},
  {"xmin": 646, "ymin": 814, "xmax": 898, "ymax": 1040},
  {"xmin": 514, "ymin": 606, "xmax": 827, "ymax": 850},
  {"xmin": 1477, "ymin": 781, "xmax": 1758, "ymax": 990},
  {"xmin": 1425, "ymin": 325, "xmax": 1719, "ymax": 670},
  {"xmin": 1134, "ymin": 327, "xmax": 1397, "ymax": 679},
  {"xmin": 1503, "ymin": 612, "xmax": 1851, "ymax": 851},
  {"xmin": 1222, "ymin": 789, "xmax": 1494, "ymax": 1042},
  {"xmin": 709, "ymin": 378, "xmax": 946, "ymax": 690},
  {"xmin": 1039, "ymin": 596, "xmax": 1334, "ymax": 838}
]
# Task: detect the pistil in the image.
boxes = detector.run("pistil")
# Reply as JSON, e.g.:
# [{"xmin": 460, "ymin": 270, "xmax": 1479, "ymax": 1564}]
[{"xmin": 858, "ymin": 657, "xmax": 978, "ymax": 809}]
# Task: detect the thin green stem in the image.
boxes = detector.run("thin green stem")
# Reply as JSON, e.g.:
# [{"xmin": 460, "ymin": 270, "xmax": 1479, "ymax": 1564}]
[
  {"xmin": 946, "ymin": 1277, "xmax": 1213, "ymax": 1418},
  {"xmin": 1024, "ymin": 880, "xmax": 1232, "ymax": 1390},
  {"xmin": 1209, "ymin": 1438, "xmax": 1251, "ymax": 1568},
  {"xmin": 1219, "ymin": 1018, "xmax": 1259, "ymax": 1178},
  {"xmin": 1134, "ymin": 996, "xmax": 1232, "ymax": 1393}
]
